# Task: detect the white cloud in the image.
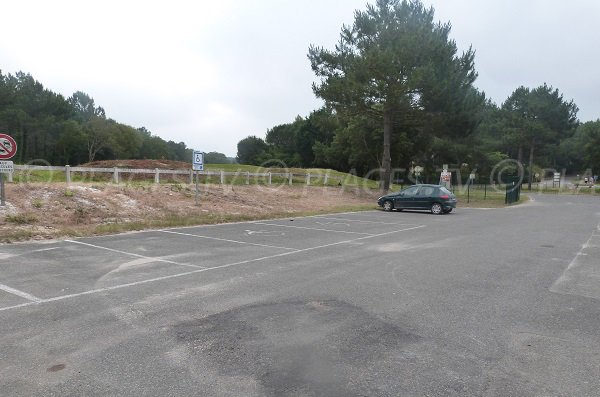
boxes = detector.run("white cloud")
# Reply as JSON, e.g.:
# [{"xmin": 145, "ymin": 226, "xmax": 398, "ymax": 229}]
[{"xmin": 1, "ymin": 0, "xmax": 599, "ymax": 157}]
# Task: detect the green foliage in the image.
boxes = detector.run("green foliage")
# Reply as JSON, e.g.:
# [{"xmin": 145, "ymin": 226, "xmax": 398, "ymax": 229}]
[
  {"xmin": 496, "ymin": 84, "xmax": 579, "ymax": 188},
  {"xmin": 5, "ymin": 213, "xmax": 38, "ymax": 224},
  {"xmin": 204, "ymin": 151, "xmax": 233, "ymax": 164},
  {"xmin": 308, "ymin": 0, "xmax": 482, "ymax": 191},
  {"xmin": 0, "ymin": 70, "xmax": 194, "ymax": 165},
  {"xmin": 236, "ymin": 136, "xmax": 268, "ymax": 165},
  {"xmin": 559, "ymin": 120, "xmax": 600, "ymax": 173}
]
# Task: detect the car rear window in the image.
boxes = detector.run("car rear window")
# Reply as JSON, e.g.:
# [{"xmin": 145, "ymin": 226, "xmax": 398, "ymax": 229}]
[
  {"xmin": 419, "ymin": 187, "xmax": 435, "ymax": 196},
  {"xmin": 439, "ymin": 187, "xmax": 452, "ymax": 195}
]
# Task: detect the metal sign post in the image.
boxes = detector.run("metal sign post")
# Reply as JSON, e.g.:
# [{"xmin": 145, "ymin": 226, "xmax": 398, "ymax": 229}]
[
  {"xmin": 195, "ymin": 171, "xmax": 200, "ymax": 206},
  {"xmin": 0, "ymin": 173, "xmax": 5, "ymax": 206},
  {"xmin": 439, "ymin": 167, "xmax": 452, "ymax": 189},
  {"xmin": 0, "ymin": 160, "xmax": 14, "ymax": 206},
  {"xmin": 192, "ymin": 150, "xmax": 204, "ymax": 206}
]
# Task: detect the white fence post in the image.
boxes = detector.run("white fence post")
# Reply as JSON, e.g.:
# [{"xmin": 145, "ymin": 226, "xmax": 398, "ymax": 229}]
[{"xmin": 6, "ymin": 165, "xmax": 338, "ymax": 187}]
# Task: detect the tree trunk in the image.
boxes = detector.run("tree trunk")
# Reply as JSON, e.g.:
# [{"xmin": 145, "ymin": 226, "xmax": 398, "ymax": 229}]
[
  {"xmin": 381, "ymin": 110, "xmax": 392, "ymax": 193},
  {"xmin": 528, "ymin": 138, "xmax": 535, "ymax": 191},
  {"xmin": 517, "ymin": 144, "xmax": 523, "ymax": 165}
]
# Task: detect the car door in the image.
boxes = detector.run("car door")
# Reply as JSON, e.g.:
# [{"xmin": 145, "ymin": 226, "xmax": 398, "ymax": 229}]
[
  {"xmin": 415, "ymin": 186, "xmax": 435, "ymax": 209},
  {"xmin": 394, "ymin": 186, "xmax": 419, "ymax": 209}
]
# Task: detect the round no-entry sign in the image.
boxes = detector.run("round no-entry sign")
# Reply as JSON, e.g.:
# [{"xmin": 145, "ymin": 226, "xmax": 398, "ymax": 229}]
[{"xmin": 0, "ymin": 134, "xmax": 17, "ymax": 160}]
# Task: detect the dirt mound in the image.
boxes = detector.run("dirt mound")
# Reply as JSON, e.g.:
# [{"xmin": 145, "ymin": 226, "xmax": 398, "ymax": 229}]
[
  {"xmin": 0, "ymin": 182, "xmax": 378, "ymax": 243},
  {"xmin": 81, "ymin": 159, "xmax": 190, "ymax": 170}
]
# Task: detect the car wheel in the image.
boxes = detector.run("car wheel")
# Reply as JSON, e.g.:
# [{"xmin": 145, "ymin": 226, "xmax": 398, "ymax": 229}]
[
  {"xmin": 382, "ymin": 200, "xmax": 394, "ymax": 211},
  {"xmin": 431, "ymin": 203, "xmax": 443, "ymax": 215}
]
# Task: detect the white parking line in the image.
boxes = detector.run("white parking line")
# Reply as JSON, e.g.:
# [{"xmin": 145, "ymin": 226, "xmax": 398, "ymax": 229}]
[
  {"xmin": 550, "ymin": 221, "xmax": 600, "ymax": 299},
  {"xmin": 0, "ymin": 283, "xmax": 42, "ymax": 302},
  {"xmin": 312, "ymin": 216, "xmax": 414, "ymax": 226},
  {"xmin": 64, "ymin": 240, "xmax": 207, "ymax": 269},
  {"xmin": 0, "ymin": 247, "xmax": 61, "ymax": 261},
  {"xmin": 0, "ymin": 225, "xmax": 425, "ymax": 313},
  {"xmin": 32, "ymin": 247, "xmax": 61, "ymax": 253},
  {"xmin": 158, "ymin": 230, "xmax": 299, "ymax": 251},
  {"xmin": 252, "ymin": 222, "xmax": 375, "ymax": 235}
]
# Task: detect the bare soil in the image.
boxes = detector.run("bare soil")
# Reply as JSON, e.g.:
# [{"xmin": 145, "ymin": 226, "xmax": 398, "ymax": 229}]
[{"xmin": 0, "ymin": 181, "xmax": 379, "ymax": 243}]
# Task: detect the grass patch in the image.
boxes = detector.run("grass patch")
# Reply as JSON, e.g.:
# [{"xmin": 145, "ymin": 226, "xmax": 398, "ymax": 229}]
[
  {"xmin": 0, "ymin": 229, "xmax": 34, "ymax": 243},
  {"xmin": 12, "ymin": 170, "xmax": 66, "ymax": 183},
  {"xmin": 5, "ymin": 213, "xmax": 38, "ymax": 224},
  {"xmin": 12, "ymin": 164, "xmax": 397, "ymax": 190}
]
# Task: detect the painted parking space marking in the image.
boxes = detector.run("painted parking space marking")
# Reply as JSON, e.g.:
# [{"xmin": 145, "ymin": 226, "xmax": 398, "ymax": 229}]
[
  {"xmin": 159, "ymin": 230, "xmax": 298, "ymax": 251},
  {"xmin": 32, "ymin": 247, "xmax": 61, "ymax": 253},
  {"xmin": 252, "ymin": 222, "xmax": 375, "ymax": 235},
  {"xmin": 0, "ymin": 247, "xmax": 61, "ymax": 261},
  {"xmin": 0, "ymin": 283, "xmax": 42, "ymax": 302},
  {"xmin": 0, "ymin": 224, "xmax": 425, "ymax": 313},
  {"xmin": 244, "ymin": 229, "xmax": 286, "ymax": 236},
  {"xmin": 0, "ymin": 252, "xmax": 15, "ymax": 260},
  {"xmin": 311, "ymin": 216, "xmax": 406, "ymax": 225},
  {"xmin": 65, "ymin": 240, "xmax": 206, "ymax": 269},
  {"xmin": 315, "ymin": 221, "xmax": 350, "ymax": 227},
  {"xmin": 550, "ymin": 221, "xmax": 600, "ymax": 300}
]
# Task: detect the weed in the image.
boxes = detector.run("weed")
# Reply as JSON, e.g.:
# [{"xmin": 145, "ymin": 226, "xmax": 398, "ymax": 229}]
[
  {"xmin": 1, "ymin": 229, "xmax": 34, "ymax": 242},
  {"xmin": 64, "ymin": 189, "xmax": 74, "ymax": 197},
  {"xmin": 32, "ymin": 199, "xmax": 43, "ymax": 208},
  {"xmin": 74, "ymin": 207, "xmax": 87, "ymax": 224},
  {"xmin": 170, "ymin": 183, "xmax": 184, "ymax": 192},
  {"xmin": 5, "ymin": 213, "xmax": 38, "ymax": 224}
]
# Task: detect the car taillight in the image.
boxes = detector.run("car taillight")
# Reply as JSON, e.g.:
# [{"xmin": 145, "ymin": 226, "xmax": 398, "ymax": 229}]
[{"xmin": 440, "ymin": 195, "xmax": 449, "ymax": 199}]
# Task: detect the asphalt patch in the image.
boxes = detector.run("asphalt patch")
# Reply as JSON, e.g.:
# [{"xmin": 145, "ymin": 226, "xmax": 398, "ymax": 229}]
[{"xmin": 174, "ymin": 299, "xmax": 421, "ymax": 396}]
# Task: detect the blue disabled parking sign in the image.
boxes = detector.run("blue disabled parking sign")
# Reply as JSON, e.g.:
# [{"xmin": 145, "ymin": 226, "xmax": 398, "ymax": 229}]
[{"xmin": 192, "ymin": 151, "xmax": 204, "ymax": 171}]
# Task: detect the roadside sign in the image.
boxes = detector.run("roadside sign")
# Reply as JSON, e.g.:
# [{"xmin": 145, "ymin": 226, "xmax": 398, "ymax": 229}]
[
  {"xmin": 0, "ymin": 134, "xmax": 17, "ymax": 160},
  {"xmin": 192, "ymin": 150, "xmax": 204, "ymax": 171},
  {"xmin": 553, "ymin": 172, "xmax": 561, "ymax": 188},
  {"xmin": 0, "ymin": 161, "xmax": 13, "ymax": 173},
  {"xmin": 439, "ymin": 170, "xmax": 452, "ymax": 188},
  {"xmin": 0, "ymin": 155, "xmax": 12, "ymax": 206},
  {"xmin": 192, "ymin": 150, "xmax": 204, "ymax": 206}
]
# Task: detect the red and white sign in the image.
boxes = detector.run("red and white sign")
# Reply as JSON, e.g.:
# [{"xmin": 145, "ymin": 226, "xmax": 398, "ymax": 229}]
[{"xmin": 0, "ymin": 134, "xmax": 17, "ymax": 160}]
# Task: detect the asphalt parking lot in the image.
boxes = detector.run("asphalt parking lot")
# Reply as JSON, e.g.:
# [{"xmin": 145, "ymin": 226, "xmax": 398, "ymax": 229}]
[{"xmin": 1, "ymin": 194, "xmax": 600, "ymax": 396}]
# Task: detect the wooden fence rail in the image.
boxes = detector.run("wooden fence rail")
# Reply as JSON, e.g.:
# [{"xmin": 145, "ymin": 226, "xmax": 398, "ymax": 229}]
[{"xmin": 8, "ymin": 165, "xmax": 345, "ymax": 186}]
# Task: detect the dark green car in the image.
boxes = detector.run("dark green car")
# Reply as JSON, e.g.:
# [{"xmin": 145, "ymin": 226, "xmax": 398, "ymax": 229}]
[{"xmin": 377, "ymin": 184, "xmax": 457, "ymax": 214}]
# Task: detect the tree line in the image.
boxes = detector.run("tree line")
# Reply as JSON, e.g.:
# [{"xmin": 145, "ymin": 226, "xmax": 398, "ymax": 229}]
[
  {"xmin": 0, "ymin": 71, "xmax": 197, "ymax": 165},
  {"xmin": 237, "ymin": 0, "xmax": 599, "ymax": 189}
]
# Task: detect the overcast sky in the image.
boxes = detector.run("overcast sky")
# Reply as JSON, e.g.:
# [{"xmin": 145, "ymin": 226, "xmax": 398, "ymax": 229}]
[{"xmin": 1, "ymin": 0, "xmax": 598, "ymax": 157}]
